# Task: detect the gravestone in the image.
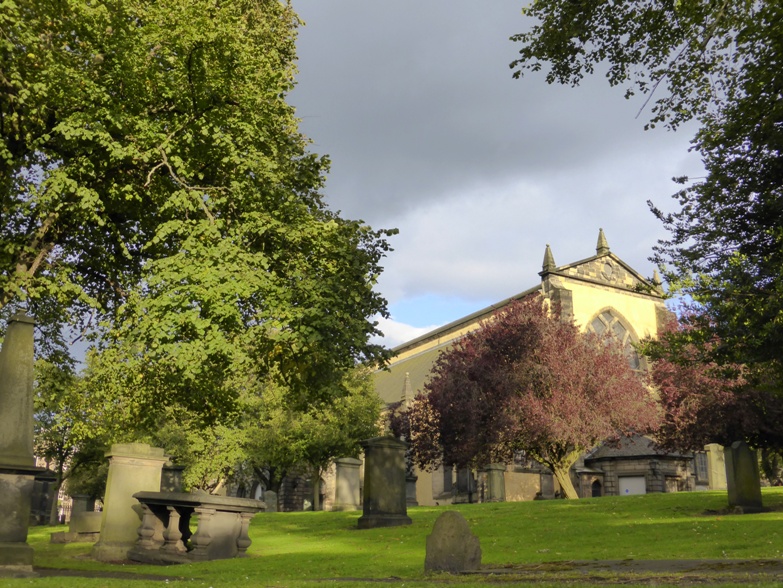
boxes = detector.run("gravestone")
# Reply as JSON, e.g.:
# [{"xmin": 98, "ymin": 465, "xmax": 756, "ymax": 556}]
[
  {"xmin": 160, "ymin": 463, "xmax": 185, "ymax": 493},
  {"xmin": 357, "ymin": 437, "xmax": 411, "ymax": 529},
  {"xmin": 264, "ymin": 490, "xmax": 278, "ymax": 513},
  {"xmin": 50, "ymin": 494, "xmax": 101, "ymax": 544},
  {"xmin": 332, "ymin": 458, "xmax": 362, "ymax": 511},
  {"xmin": 540, "ymin": 472, "xmax": 555, "ymax": 499},
  {"xmin": 92, "ymin": 443, "xmax": 168, "ymax": 562},
  {"xmin": 484, "ymin": 464, "xmax": 506, "ymax": 502},
  {"xmin": 0, "ymin": 314, "xmax": 42, "ymax": 576},
  {"xmin": 704, "ymin": 443, "xmax": 728, "ymax": 490},
  {"xmin": 725, "ymin": 441, "xmax": 763, "ymax": 511},
  {"xmin": 424, "ymin": 511, "xmax": 482, "ymax": 573}
]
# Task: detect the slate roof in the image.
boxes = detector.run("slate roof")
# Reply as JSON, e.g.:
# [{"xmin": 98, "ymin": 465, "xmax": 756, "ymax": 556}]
[{"xmin": 584, "ymin": 435, "xmax": 690, "ymax": 461}]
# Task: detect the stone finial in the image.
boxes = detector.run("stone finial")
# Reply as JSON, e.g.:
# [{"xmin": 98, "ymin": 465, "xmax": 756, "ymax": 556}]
[
  {"xmin": 400, "ymin": 372, "xmax": 413, "ymax": 409},
  {"xmin": 542, "ymin": 244, "xmax": 556, "ymax": 273},
  {"xmin": 596, "ymin": 228, "xmax": 610, "ymax": 256},
  {"xmin": 652, "ymin": 269, "xmax": 664, "ymax": 294}
]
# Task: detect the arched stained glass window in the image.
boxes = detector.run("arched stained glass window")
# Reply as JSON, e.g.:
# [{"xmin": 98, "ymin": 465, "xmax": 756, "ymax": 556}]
[{"xmin": 587, "ymin": 309, "xmax": 642, "ymax": 371}]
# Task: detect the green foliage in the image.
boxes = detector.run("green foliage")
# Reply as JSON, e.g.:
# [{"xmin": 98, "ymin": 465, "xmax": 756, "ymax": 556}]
[
  {"xmin": 245, "ymin": 367, "xmax": 382, "ymax": 487},
  {"xmin": 1, "ymin": 0, "xmax": 395, "ymax": 369},
  {"xmin": 5, "ymin": 0, "xmax": 394, "ymax": 488},
  {"xmin": 512, "ymin": 2, "xmax": 783, "ymax": 375}
]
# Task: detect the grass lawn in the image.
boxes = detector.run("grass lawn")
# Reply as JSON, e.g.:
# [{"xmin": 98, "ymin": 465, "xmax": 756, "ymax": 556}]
[{"xmin": 4, "ymin": 488, "xmax": 783, "ymax": 588}]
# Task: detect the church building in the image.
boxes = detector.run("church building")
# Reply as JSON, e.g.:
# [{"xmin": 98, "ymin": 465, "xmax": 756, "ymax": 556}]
[{"xmin": 373, "ymin": 230, "xmax": 717, "ymax": 504}]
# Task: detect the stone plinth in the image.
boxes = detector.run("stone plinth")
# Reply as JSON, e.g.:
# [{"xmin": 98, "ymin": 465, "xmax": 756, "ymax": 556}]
[
  {"xmin": 92, "ymin": 443, "xmax": 168, "ymax": 562},
  {"xmin": 725, "ymin": 441, "xmax": 763, "ymax": 511},
  {"xmin": 0, "ymin": 314, "xmax": 41, "ymax": 576},
  {"xmin": 332, "ymin": 458, "xmax": 362, "ymax": 511},
  {"xmin": 484, "ymin": 464, "xmax": 506, "ymax": 502},
  {"xmin": 357, "ymin": 437, "xmax": 411, "ymax": 529},
  {"xmin": 424, "ymin": 511, "xmax": 481, "ymax": 573},
  {"xmin": 129, "ymin": 492, "xmax": 265, "ymax": 563}
]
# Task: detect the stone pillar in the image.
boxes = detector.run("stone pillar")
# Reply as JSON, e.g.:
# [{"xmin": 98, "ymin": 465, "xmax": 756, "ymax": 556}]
[
  {"xmin": 725, "ymin": 440, "xmax": 762, "ymax": 511},
  {"xmin": 357, "ymin": 437, "xmax": 412, "ymax": 529},
  {"xmin": 92, "ymin": 443, "xmax": 168, "ymax": 562},
  {"xmin": 704, "ymin": 443, "xmax": 727, "ymax": 490},
  {"xmin": 484, "ymin": 464, "xmax": 506, "ymax": 502},
  {"xmin": 0, "ymin": 314, "xmax": 41, "ymax": 576},
  {"xmin": 331, "ymin": 458, "xmax": 362, "ymax": 511}
]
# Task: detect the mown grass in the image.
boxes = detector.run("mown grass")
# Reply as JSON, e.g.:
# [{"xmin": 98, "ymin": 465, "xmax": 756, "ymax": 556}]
[{"xmin": 4, "ymin": 488, "xmax": 783, "ymax": 588}]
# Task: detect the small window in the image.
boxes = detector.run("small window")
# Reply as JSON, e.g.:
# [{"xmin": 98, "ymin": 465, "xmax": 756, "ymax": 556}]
[{"xmin": 694, "ymin": 452, "xmax": 709, "ymax": 482}]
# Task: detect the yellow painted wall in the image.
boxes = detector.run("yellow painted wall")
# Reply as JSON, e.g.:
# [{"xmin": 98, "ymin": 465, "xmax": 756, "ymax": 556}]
[{"xmin": 565, "ymin": 279, "xmax": 661, "ymax": 340}]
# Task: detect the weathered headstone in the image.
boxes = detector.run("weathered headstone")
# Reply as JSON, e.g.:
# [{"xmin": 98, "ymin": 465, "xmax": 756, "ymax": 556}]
[
  {"xmin": 50, "ymin": 494, "xmax": 101, "ymax": 544},
  {"xmin": 332, "ymin": 457, "xmax": 362, "ymax": 511},
  {"xmin": 160, "ymin": 463, "xmax": 185, "ymax": 493},
  {"xmin": 484, "ymin": 464, "xmax": 506, "ymax": 502},
  {"xmin": 0, "ymin": 314, "xmax": 42, "ymax": 576},
  {"xmin": 540, "ymin": 472, "xmax": 555, "ymax": 499},
  {"xmin": 725, "ymin": 440, "xmax": 762, "ymax": 511},
  {"xmin": 704, "ymin": 443, "xmax": 728, "ymax": 490},
  {"xmin": 357, "ymin": 437, "xmax": 411, "ymax": 529},
  {"xmin": 92, "ymin": 443, "xmax": 168, "ymax": 562},
  {"xmin": 264, "ymin": 490, "xmax": 278, "ymax": 513},
  {"xmin": 424, "ymin": 511, "xmax": 481, "ymax": 573}
]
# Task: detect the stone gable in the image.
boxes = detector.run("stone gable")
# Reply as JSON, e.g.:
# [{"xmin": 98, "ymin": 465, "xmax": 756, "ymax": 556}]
[{"xmin": 560, "ymin": 256, "xmax": 643, "ymax": 290}]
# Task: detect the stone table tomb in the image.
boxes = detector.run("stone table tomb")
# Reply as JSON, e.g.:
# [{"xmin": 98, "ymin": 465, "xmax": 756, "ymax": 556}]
[{"xmin": 129, "ymin": 492, "xmax": 265, "ymax": 564}]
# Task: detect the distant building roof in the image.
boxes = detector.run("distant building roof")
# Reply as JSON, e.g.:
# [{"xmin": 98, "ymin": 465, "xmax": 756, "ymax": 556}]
[{"xmin": 585, "ymin": 435, "xmax": 690, "ymax": 461}]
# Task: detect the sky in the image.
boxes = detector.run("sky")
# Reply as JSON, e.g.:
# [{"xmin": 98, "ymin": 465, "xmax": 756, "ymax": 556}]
[{"xmin": 289, "ymin": 1, "xmax": 704, "ymax": 349}]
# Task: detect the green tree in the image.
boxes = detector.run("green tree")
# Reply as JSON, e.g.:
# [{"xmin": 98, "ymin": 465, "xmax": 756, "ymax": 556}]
[
  {"xmin": 34, "ymin": 360, "xmax": 110, "ymax": 522},
  {"xmin": 1, "ymin": 0, "xmax": 394, "ymax": 371},
  {"xmin": 511, "ymin": 1, "xmax": 783, "ymax": 368},
  {"xmin": 245, "ymin": 367, "xmax": 382, "ymax": 508}
]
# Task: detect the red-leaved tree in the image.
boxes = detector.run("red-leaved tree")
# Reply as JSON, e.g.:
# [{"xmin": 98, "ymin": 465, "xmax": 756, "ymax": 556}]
[
  {"xmin": 645, "ymin": 315, "xmax": 783, "ymax": 453},
  {"xmin": 393, "ymin": 295, "xmax": 660, "ymax": 499}
]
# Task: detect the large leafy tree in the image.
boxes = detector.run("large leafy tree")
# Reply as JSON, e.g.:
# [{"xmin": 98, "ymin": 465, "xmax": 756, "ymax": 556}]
[
  {"xmin": 511, "ymin": 1, "xmax": 783, "ymax": 368},
  {"xmin": 3, "ymin": 0, "xmax": 395, "ymax": 448},
  {"xmin": 1, "ymin": 0, "xmax": 394, "ymax": 367},
  {"xmin": 394, "ymin": 296, "xmax": 659, "ymax": 499}
]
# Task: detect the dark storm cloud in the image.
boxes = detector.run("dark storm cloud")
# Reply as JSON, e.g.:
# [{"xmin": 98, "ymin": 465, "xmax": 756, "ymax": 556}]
[{"xmin": 289, "ymin": 1, "xmax": 703, "ymax": 342}]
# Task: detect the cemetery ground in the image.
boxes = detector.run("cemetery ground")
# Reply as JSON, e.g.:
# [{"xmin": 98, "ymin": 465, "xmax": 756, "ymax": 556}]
[{"xmin": 6, "ymin": 489, "xmax": 783, "ymax": 588}]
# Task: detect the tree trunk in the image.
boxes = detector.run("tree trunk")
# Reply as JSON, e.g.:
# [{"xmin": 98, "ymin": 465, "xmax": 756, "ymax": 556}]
[
  {"xmin": 312, "ymin": 475, "xmax": 321, "ymax": 511},
  {"xmin": 49, "ymin": 469, "xmax": 64, "ymax": 526},
  {"xmin": 553, "ymin": 465, "xmax": 579, "ymax": 499}
]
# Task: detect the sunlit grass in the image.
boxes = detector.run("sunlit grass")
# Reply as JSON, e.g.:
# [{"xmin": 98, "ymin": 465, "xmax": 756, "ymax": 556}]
[{"xmin": 5, "ymin": 488, "xmax": 783, "ymax": 587}]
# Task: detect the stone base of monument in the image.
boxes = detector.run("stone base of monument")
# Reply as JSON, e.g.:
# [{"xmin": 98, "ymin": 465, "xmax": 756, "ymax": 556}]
[
  {"xmin": 128, "ymin": 491, "xmax": 265, "ymax": 564},
  {"xmin": 357, "ymin": 513, "xmax": 412, "ymax": 529},
  {"xmin": 0, "ymin": 466, "xmax": 44, "ymax": 576},
  {"xmin": 0, "ymin": 543, "xmax": 35, "ymax": 577}
]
